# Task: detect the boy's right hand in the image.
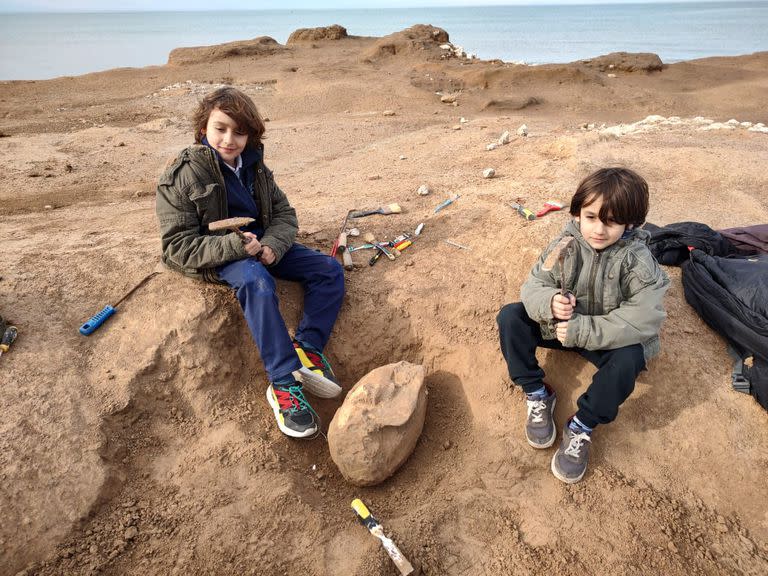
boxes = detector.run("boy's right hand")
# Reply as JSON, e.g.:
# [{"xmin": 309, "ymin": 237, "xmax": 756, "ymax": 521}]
[
  {"xmin": 551, "ymin": 292, "xmax": 576, "ymax": 321},
  {"xmin": 242, "ymin": 232, "xmax": 263, "ymax": 257}
]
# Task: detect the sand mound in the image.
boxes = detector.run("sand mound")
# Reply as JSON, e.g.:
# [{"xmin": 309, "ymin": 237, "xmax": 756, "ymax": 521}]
[
  {"xmin": 168, "ymin": 36, "xmax": 284, "ymax": 66},
  {"xmin": 287, "ymin": 24, "xmax": 348, "ymax": 45},
  {"xmin": 582, "ymin": 51, "xmax": 664, "ymax": 73},
  {"xmin": 361, "ymin": 24, "xmax": 450, "ymax": 62}
]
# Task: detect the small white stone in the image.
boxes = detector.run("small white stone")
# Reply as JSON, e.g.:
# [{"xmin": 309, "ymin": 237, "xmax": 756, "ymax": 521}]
[
  {"xmin": 460, "ymin": 117, "xmax": 468, "ymax": 123},
  {"xmin": 417, "ymin": 184, "xmax": 431, "ymax": 196},
  {"xmin": 740, "ymin": 122, "xmax": 753, "ymax": 128},
  {"xmin": 607, "ymin": 73, "xmax": 616, "ymax": 78},
  {"xmin": 498, "ymin": 131, "xmax": 510, "ymax": 145},
  {"xmin": 452, "ymin": 124, "xmax": 462, "ymax": 130},
  {"xmin": 382, "ymin": 110, "xmax": 396, "ymax": 117},
  {"xmin": 44, "ymin": 204, "xmax": 53, "ymax": 210},
  {"xmin": 486, "ymin": 143, "xmax": 498, "ymax": 151},
  {"xmin": 517, "ymin": 124, "xmax": 528, "ymax": 137},
  {"xmin": 755, "ymin": 122, "xmax": 765, "ymax": 128},
  {"xmin": 748, "ymin": 125, "xmax": 768, "ymax": 133},
  {"xmin": 399, "ymin": 155, "xmax": 407, "ymax": 160},
  {"xmin": 482, "ymin": 168, "xmax": 496, "ymax": 179},
  {"xmin": 726, "ymin": 118, "xmax": 740, "ymax": 126},
  {"xmin": 440, "ymin": 94, "xmax": 457, "ymax": 104},
  {"xmin": 348, "ymin": 228, "xmax": 360, "ymax": 237},
  {"xmin": 608, "ymin": 64, "xmax": 615, "ymax": 69}
]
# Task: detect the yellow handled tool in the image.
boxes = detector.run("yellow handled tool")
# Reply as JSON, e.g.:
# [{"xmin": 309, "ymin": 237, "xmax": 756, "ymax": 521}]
[{"xmin": 351, "ymin": 499, "xmax": 414, "ymax": 576}]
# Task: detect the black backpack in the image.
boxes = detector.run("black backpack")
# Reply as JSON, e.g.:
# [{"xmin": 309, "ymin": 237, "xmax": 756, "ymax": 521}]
[{"xmin": 682, "ymin": 249, "xmax": 768, "ymax": 411}]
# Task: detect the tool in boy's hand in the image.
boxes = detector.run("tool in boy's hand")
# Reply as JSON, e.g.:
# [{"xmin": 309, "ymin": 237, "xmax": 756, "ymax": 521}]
[
  {"xmin": 542, "ymin": 236, "xmax": 575, "ymax": 295},
  {"xmin": 351, "ymin": 499, "xmax": 414, "ymax": 576},
  {"xmin": 79, "ymin": 271, "xmax": 160, "ymax": 335},
  {"xmin": 536, "ymin": 200, "xmax": 565, "ymax": 218},
  {"xmin": 209, "ymin": 216, "xmax": 264, "ymax": 260},
  {"xmin": 349, "ymin": 203, "xmax": 402, "ymax": 218},
  {"xmin": 434, "ymin": 194, "xmax": 460, "ymax": 214},
  {"xmin": 510, "ymin": 202, "xmax": 536, "ymax": 221},
  {"xmin": 0, "ymin": 323, "xmax": 18, "ymax": 360}
]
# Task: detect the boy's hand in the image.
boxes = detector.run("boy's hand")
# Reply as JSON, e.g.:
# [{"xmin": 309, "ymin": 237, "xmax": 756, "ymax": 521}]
[
  {"xmin": 551, "ymin": 292, "xmax": 576, "ymax": 321},
  {"xmin": 259, "ymin": 245, "xmax": 276, "ymax": 265},
  {"xmin": 242, "ymin": 233, "xmax": 263, "ymax": 257},
  {"xmin": 556, "ymin": 321, "xmax": 569, "ymax": 344}
]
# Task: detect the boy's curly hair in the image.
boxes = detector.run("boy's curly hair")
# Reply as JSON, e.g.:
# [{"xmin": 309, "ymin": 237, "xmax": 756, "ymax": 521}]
[
  {"xmin": 569, "ymin": 167, "xmax": 649, "ymax": 228},
  {"xmin": 192, "ymin": 86, "xmax": 265, "ymax": 149}
]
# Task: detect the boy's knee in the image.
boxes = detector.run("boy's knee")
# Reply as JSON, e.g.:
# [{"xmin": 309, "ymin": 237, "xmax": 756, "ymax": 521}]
[
  {"xmin": 241, "ymin": 261, "xmax": 275, "ymax": 294},
  {"xmin": 497, "ymin": 302, "xmax": 526, "ymax": 329},
  {"xmin": 614, "ymin": 344, "xmax": 646, "ymax": 372}
]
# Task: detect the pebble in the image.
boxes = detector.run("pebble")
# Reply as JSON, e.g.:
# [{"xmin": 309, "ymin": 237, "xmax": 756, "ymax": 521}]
[
  {"xmin": 483, "ymin": 168, "xmax": 496, "ymax": 179},
  {"xmin": 452, "ymin": 125, "xmax": 461, "ymax": 130},
  {"xmin": 124, "ymin": 526, "xmax": 138, "ymax": 540},
  {"xmin": 486, "ymin": 143, "xmax": 498, "ymax": 151},
  {"xmin": 417, "ymin": 184, "xmax": 431, "ymax": 196},
  {"xmin": 517, "ymin": 124, "xmax": 528, "ymax": 136},
  {"xmin": 368, "ymin": 175, "xmax": 381, "ymax": 180},
  {"xmin": 382, "ymin": 110, "xmax": 396, "ymax": 116},
  {"xmin": 607, "ymin": 73, "xmax": 617, "ymax": 78},
  {"xmin": 348, "ymin": 228, "xmax": 360, "ymax": 237},
  {"xmin": 440, "ymin": 94, "xmax": 457, "ymax": 104},
  {"xmin": 44, "ymin": 205, "xmax": 53, "ymax": 210},
  {"xmin": 498, "ymin": 131, "xmax": 510, "ymax": 145},
  {"xmin": 442, "ymin": 440, "xmax": 451, "ymax": 450},
  {"xmin": 399, "ymin": 155, "xmax": 407, "ymax": 160},
  {"xmin": 460, "ymin": 117, "xmax": 468, "ymax": 123}
]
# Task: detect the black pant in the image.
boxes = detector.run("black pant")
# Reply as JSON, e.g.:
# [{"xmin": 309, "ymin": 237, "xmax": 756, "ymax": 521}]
[{"xmin": 497, "ymin": 302, "xmax": 646, "ymax": 429}]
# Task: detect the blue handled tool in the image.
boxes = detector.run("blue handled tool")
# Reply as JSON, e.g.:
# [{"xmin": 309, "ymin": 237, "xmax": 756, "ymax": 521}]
[{"xmin": 79, "ymin": 271, "xmax": 159, "ymax": 335}]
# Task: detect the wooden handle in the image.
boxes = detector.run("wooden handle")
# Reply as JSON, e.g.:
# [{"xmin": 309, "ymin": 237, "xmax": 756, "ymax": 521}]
[{"xmin": 342, "ymin": 250, "xmax": 354, "ymax": 270}]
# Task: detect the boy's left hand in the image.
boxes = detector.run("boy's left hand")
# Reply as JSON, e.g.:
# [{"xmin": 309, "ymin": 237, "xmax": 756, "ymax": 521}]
[
  {"xmin": 556, "ymin": 321, "xmax": 569, "ymax": 344},
  {"xmin": 259, "ymin": 245, "xmax": 276, "ymax": 265}
]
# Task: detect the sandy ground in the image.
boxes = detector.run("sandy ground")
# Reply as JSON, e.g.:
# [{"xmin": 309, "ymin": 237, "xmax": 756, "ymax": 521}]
[{"xmin": 1, "ymin": 26, "xmax": 767, "ymax": 576}]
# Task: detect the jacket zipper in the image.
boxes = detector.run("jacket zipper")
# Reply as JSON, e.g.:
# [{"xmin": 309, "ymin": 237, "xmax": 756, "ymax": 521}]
[{"xmin": 587, "ymin": 252, "xmax": 602, "ymax": 316}]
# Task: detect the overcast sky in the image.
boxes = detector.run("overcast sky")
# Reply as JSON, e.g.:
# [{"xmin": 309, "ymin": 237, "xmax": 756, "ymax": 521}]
[{"xmin": 0, "ymin": 0, "xmax": 747, "ymax": 12}]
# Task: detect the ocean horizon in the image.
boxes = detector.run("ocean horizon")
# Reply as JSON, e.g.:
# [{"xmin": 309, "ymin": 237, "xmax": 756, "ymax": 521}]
[{"xmin": 1, "ymin": 1, "xmax": 766, "ymax": 81}]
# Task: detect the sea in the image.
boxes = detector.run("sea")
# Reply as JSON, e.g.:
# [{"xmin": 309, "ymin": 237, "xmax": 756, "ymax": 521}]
[{"xmin": 0, "ymin": 2, "xmax": 766, "ymax": 81}]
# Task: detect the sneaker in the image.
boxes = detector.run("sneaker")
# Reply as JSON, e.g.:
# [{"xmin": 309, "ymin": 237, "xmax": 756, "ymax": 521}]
[
  {"xmin": 292, "ymin": 340, "xmax": 342, "ymax": 399},
  {"xmin": 551, "ymin": 421, "xmax": 592, "ymax": 484},
  {"xmin": 525, "ymin": 387, "xmax": 556, "ymax": 449},
  {"xmin": 266, "ymin": 382, "xmax": 319, "ymax": 438}
]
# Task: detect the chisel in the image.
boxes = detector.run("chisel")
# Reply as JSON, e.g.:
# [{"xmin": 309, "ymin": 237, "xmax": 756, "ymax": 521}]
[
  {"xmin": 351, "ymin": 499, "xmax": 414, "ymax": 576},
  {"xmin": 79, "ymin": 271, "xmax": 160, "ymax": 335}
]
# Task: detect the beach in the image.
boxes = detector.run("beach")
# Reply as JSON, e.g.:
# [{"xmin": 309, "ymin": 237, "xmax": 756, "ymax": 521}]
[{"xmin": 1, "ymin": 24, "xmax": 767, "ymax": 575}]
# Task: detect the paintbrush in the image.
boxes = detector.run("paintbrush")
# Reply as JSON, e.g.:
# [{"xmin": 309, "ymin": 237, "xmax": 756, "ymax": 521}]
[
  {"xmin": 536, "ymin": 200, "xmax": 565, "ymax": 218},
  {"xmin": 349, "ymin": 203, "xmax": 402, "ymax": 218}
]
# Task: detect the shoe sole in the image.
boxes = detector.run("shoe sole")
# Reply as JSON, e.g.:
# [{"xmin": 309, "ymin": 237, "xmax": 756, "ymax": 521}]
[
  {"xmin": 550, "ymin": 452, "xmax": 586, "ymax": 484},
  {"xmin": 526, "ymin": 397, "xmax": 556, "ymax": 449},
  {"xmin": 293, "ymin": 366, "xmax": 342, "ymax": 399},
  {"xmin": 266, "ymin": 386, "xmax": 318, "ymax": 439}
]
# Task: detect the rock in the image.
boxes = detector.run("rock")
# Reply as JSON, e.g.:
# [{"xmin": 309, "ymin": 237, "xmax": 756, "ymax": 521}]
[
  {"xmin": 417, "ymin": 184, "xmax": 431, "ymax": 196},
  {"xmin": 460, "ymin": 117, "xmax": 468, "ymax": 123},
  {"xmin": 368, "ymin": 174, "xmax": 382, "ymax": 180},
  {"xmin": 44, "ymin": 204, "xmax": 53, "ymax": 210},
  {"xmin": 483, "ymin": 168, "xmax": 496, "ymax": 179},
  {"xmin": 383, "ymin": 110, "xmax": 396, "ymax": 117},
  {"xmin": 440, "ymin": 94, "xmax": 457, "ymax": 104},
  {"xmin": 452, "ymin": 124, "xmax": 461, "ymax": 130},
  {"xmin": 498, "ymin": 131, "xmax": 510, "ymax": 145},
  {"xmin": 124, "ymin": 526, "xmax": 138, "ymax": 540},
  {"xmin": 726, "ymin": 118, "xmax": 740, "ymax": 126},
  {"xmin": 517, "ymin": 124, "xmax": 528, "ymax": 136},
  {"xmin": 607, "ymin": 73, "xmax": 617, "ymax": 78},
  {"xmin": 168, "ymin": 37, "xmax": 283, "ymax": 65},
  {"xmin": 328, "ymin": 362, "xmax": 427, "ymax": 486},
  {"xmin": 582, "ymin": 52, "xmax": 663, "ymax": 73},
  {"xmin": 399, "ymin": 155, "xmax": 407, "ymax": 160},
  {"xmin": 486, "ymin": 143, "xmax": 498, "ymax": 151},
  {"xmin": 362, "ymin": 25, "xmax": 449, "ymax": 62},
  {"xmin": 287, "ymin": 24, "xmax": 347, "ymax": 45}
]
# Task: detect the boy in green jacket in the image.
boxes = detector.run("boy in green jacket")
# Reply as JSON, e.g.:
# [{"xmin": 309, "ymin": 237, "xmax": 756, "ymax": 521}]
[
  {"xmin": 156, "ymin": 87, "xmax": 345, "ymax": 439},
  {"xmin": 497, "ymin": 168, "xmax": 669, "ymax": 483}
]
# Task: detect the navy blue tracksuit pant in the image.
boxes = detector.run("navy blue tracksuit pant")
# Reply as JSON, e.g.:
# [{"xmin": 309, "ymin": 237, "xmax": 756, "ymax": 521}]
[
  {"xmin": 497, "ymin": 302, "xmax": 646, "ymax": 429},
  {"xmin": 217, "ymin": 244, "xmax": 345, "ymax": 382}
]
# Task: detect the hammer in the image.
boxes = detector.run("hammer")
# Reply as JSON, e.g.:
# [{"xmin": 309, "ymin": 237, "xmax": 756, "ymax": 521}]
[{"xmin": 209, "ymin": 217, "xmax": 263, "ymax": 260}]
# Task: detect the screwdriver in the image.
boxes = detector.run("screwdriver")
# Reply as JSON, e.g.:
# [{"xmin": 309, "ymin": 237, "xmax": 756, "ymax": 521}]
[
  {"xmin": 0, "ymin": 324, "xmax": 18, "ymax": 360},
  {"xmin": 79, "ymin": 271, "xmax": 159, "ymax": 335}
]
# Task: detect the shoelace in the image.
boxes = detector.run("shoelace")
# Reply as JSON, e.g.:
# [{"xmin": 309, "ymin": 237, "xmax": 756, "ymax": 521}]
[
  {"xmin": 564, "ymin": 431, "xmax": 591, "ymax": 458},
  {"xmin": 274, "ymin": 385, "xmax": 317, "ymax": 416},
  {"xmin": 526, "ymin": 399, "xmax": 548, "ymax": 423}
]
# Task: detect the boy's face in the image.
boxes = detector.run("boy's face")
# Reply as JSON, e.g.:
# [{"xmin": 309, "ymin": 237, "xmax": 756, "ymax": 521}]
[
  {"xmin": 575, "ymin": 194, "xmax": 628, "ymax": 251},
  {"xmin": 202, "ymin": 108, "xmax": 248, "ymax": 168}
]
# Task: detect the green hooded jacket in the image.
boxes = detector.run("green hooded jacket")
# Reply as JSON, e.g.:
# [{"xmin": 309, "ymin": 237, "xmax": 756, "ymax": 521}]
[
  {"xmin": 521, "ymin": 220, "xmax": 670, "ymax": 361},
  {"xmin": 155, "ymin": 144, "xmax": 298, "ymax": 282}
]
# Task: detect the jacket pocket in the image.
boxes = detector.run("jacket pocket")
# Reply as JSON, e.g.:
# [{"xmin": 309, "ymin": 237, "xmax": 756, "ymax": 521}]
[{"xmin": 189, "ymin": 183, "xmax": 219, "ymax": 223}]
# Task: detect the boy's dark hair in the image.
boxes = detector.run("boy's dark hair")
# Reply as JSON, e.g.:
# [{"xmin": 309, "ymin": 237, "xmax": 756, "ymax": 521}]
[
  {"xmin": 192, "ymin": 86, "xmax": 265, "ymax": 149},
  {"xmin": 569, "ymin": 167, "xmax": 649, "ymax": 228}
]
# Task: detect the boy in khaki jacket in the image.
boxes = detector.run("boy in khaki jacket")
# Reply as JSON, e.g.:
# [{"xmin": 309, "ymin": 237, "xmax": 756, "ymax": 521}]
[{"xmin": 497, "ymin": 168, "xmax": 669, "ymax": 483}]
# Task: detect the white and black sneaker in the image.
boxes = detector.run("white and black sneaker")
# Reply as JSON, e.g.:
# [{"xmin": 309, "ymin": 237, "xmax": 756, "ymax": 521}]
[
  {"xmin": 525, "ymin": 386, "xmax": 557, "ymax": 449},
  {"xmin": 551, "ymin": 421, "xmax": 592, "ymax": 484}
]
